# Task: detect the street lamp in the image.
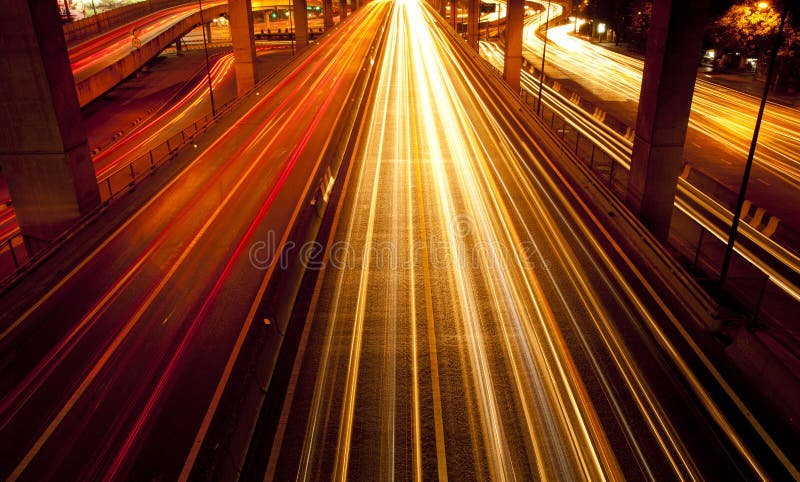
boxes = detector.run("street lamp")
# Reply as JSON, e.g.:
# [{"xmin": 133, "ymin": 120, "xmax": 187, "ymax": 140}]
[
  {"xmin": 197, "ymin": 0, "xmax": 217, "ymax": 117},
  {"xmin": 720, "ymin": 0, "xmax": 788, "ymax": 286},
  {"xmin": 536, "ymin": 0, "xmax": 551, "ymax": 116}
]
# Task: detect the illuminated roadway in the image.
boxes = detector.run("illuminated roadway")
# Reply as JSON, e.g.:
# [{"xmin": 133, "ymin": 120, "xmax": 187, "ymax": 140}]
[
  {"xmin": 0, "ymin": 2, "xmax": 387, "ymax": 478},
  {"xmin": 520, "ymin": 5, "xmax": 800, "ymax": 230},
  {"xmin": 0, "ymin": 0, "xmax": 797, "ymax": 479},
  {"xmin": 266, "ymin": 0, "xmax": 795, "ymax": 479},
  {"xmin": 480, "ymin": 6, "xmax": 800, "ymax": 312},
  {"xmin": 68, "ymin": 1, "xmax": 228, "ymax": 81}
]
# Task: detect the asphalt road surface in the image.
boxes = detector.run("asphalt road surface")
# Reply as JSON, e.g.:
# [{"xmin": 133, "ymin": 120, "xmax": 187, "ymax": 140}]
[
  {"xmin": 268, "ymin": 0, "xmax": 796, "ymax": 479},
  {"xmin": 0, "ymin": 2, "xmax": 388, "ymax": 478}
]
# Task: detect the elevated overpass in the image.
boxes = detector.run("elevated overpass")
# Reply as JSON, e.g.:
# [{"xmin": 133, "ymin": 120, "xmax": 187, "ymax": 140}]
[{"xmin": 69, "ymin": 1, "xmax": 229, "ymax": 106}]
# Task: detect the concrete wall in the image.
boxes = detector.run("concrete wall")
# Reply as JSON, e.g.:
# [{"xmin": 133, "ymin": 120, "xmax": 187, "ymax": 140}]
[{"xmin": 74, "ymin": 3, "xmax": 228, "ymax": 107}]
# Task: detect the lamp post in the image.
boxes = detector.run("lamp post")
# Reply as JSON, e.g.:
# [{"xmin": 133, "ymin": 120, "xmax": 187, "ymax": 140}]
[
  {"xmin": 536, "ymin": 0, "xmax": 551, "ymax": 116},
  {"xmin": 720, "ymin": 0, "xmax": 788, "ymax": 286},
  {"xmin": 197, "ymin": 0, "xmax": 216, "ymax": 117}
]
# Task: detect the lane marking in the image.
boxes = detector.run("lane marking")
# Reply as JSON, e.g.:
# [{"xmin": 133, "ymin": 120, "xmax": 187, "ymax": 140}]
[{"xmin": 413, "ymin": 115, "xmax": 449, "ymax": 482}]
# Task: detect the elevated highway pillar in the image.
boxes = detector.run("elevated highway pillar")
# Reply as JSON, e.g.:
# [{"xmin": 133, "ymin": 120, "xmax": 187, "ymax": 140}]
[
  {"xmin": 294, "ymin": 0, "xmax": 309, "ymax": 46},
  {"xmin": 0, "ymin": 0, "xmax": 100, "ymax": 252},
  {"xmin": 626, "ymin": 0, "xmax": 711, "ymax": 241},
  {"xmin": 230, "ymin": 0, "xmax": 258, "ymax": 95},
  {"xmin": 339, "ymin": 0, "xmax": 347, "ymax": 21},
  {"xmin": 205, "ymin": 21, "xmax": 213, "ymax": 42},
  {"xmin": 323, "ymin": 0, "xmax": 334, "ymax": 29},
  {"xmin": 467, "ymin": 0, "xmax": 479, "ymax": 49},
  {"xmin": 503, "ymin": 0, "xmax": 523, "ymax": 90},
  {"xmin": 450, "ymin": 0, "xmax": 456, "ymax": 28}
]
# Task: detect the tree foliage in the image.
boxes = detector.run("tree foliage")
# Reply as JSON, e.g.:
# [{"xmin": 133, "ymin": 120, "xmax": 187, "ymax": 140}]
[{"xmin": 710, "ymin": 2, "xmax": 797, "ymax": 59}]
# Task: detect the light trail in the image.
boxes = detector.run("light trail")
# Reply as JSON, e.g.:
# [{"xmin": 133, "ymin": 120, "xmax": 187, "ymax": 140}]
[
  {"xmin": 480, "ymin": 13, "xmax": 800, "ymax": 306},
  {"xmin": 276, "ymin": 0, "xmax": 770, "ymax": 479},
  {"xmin": 525, "ymin": 12, "xmax": 800, "ymax": 191},
  {"xmin": 68, "ymin": 1, "xmax": 228, "ymax": 79},
  {"xmin": 0, "ymin": 3, "xmax": 389, "ymax": 478}
]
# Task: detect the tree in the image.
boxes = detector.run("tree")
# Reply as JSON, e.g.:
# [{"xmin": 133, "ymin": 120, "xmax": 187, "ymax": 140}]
[
  {"xmin": 626, "ymin": 0, "xmax": 651, "ymax": 51},
  {"xmin": 710, "ymin": 2, "xmax": 799, "ymax": 91},
  {"xmin": 711, "ymin": 3, "xmax": 781, "ymax": 56}
]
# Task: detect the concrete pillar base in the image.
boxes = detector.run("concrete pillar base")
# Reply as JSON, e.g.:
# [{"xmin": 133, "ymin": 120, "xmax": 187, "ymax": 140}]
[
  {"xmin": 229, "ymin": 0, "xmax": 258, "ymax": 95},
  {"xmin": 294, "ymin": 0, "xmax": 309, "ymax": 47},
  {"xmin": 503, "ymin": 0, "xmax": 524, "ymax": 91},
  {"xmin": 2, "ymin": 145, "xmax": 100, "ymax": 252},
  {"xmin": 626, "ymin": 0, "xmax": 710, "ymax": 241}
]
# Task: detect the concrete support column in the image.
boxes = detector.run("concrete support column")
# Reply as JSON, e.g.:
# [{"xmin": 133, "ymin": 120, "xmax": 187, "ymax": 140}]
[
  {"xmin": 339, "ymin": 0, "xmax": 347, "ymax": 21},
  {"xmin": 293, "ymin": 0, "xmax": 309, "ymax": 47},
  {"xmin": 175, "ymin": 38, "xmax": 183, "ymax": 55},
  {"xmin": 450, "ymin": 0, "xmax": 456, "ymax": 29},
  {"xmin": 503, "ymin": 0, "xmax": 524, "ymax": 90},
  {"xmin": 0, "ymin": 0, "xmax": 100, "ymax": 252},
  {"xmin": 439, "ymin": 0, "xmax": 446, "ymax": 19},
  {"xmin": 229, "ymin": 0, "xmax": 258, "ymax": 96},
  {"xmin": 323, "ymin": 0, "xmax": 334, "ymax": 29},
  {"xmin": 626, "ymin": 0, "xmax": 710, "ymax": 241},
  {"xmin": 467, "ymin": 0, "xmax": 479, "ymax": 49},
  {"xmin": 204, "ymin": 21, "xmax": 213, "ymax": 42}
]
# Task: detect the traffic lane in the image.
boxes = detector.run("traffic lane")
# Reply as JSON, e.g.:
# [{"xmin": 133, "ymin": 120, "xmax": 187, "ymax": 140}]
[
  {"xmin": 119, "ymin": 11, "xmax": 390, "ymax": 477},
  {"xmin": 438, "ymin": 9, "xmax": 761, "ymax": 478},
  {"xmin": 275, "ymin": 3, "xmax": 614, "ymax": 478},
  {"xmin": 468, "ymin": 36, "xmax": 768, "ymax": 474},
  {"xmin": 420, "ymin": 31, "xmax": 617, "ymax": 479},
  {"xmin": 0, "ymin": 9, "xmax": 388, "ymax": 476}
]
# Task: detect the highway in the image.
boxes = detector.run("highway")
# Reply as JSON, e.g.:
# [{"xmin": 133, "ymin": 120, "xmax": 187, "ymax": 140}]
[
  {"xmin": 0, "ymin": 1, "xmax": 389, "ymax": 478},
  {"xmin": 521, "ymin": 7, "xmax": 800, "ymax": 231},
  {"xmin": 68, "ymin": 1, "xmax": 228, "ymax": 80},
  {"xmin": 266, "ymin": 0, "xmax": 794, "ymax": 479}
]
